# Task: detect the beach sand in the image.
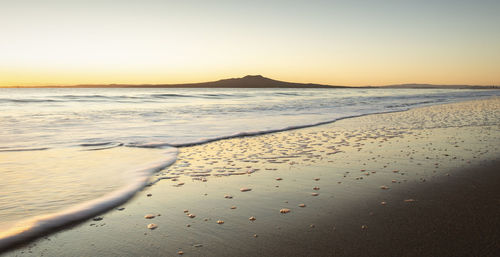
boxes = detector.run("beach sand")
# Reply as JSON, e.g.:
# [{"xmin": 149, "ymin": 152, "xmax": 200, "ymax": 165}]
[{"xmin": 2, "ymin": 98, "xmax": 500, "ymax": 257}]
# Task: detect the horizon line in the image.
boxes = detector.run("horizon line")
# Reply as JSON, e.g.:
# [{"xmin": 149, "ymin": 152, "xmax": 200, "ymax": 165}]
[{"xmin": 1, "ymin": 75, "xmax": 499, "ymax": 88}]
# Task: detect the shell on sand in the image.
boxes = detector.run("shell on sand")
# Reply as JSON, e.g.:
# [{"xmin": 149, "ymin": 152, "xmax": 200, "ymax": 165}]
[
  {"xmin": 177, "ymin": 250, "xmax": 184, "ymax": 255},
  {"xmin": 217, "ymin": 220, "xmax": 224, "ymax": 224},
  {"xmin": 187, "ymin": 213, "xmax": 196, "ymax": 218},
  {"xmin": 313, "ymin": 187, "xmax": 320, "ymax": 190},
  {"xmin": 298, "ymin": 203, "xmax": 306, "ymax": 207},
  {"xmin": 230, "ymin": 206, "xmax": 237, "ymax": 209},
  {"xmin": 280, "ymin": 208, "xmax": 291, "ymax": 214},
  {"xmin": 276, "ymin": 177, "xmax": 283, "ymax": 181},
  {"xmin": 249, "ymin": 216, "xmax": 256, "ymax": 221},
  {"xmin": 240, "ymin": 188, "xmax": 252, "ymax": 192},
  {"xmin": 144, "ymin": 214, "xmax": 155, "ymax": 219},
  {"xmin": 147, "ymin": 223, "xmax": 158, "ymax": 230},
  {"xmin": 311, "ymin": 193, "xmax": 319, "ymax": 196},
  {"xmin": 183, "ymin": 209, "xmax": 189, "ymax": 213},
  {"xmin": 379, "ymin": 185, "xmax": 389, "ymax": 190}
]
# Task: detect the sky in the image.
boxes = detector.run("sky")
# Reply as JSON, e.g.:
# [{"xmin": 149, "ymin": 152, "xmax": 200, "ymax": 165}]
[{"xmin": 1, "ymin": 0, "xmax": 499, "ymax": 87}]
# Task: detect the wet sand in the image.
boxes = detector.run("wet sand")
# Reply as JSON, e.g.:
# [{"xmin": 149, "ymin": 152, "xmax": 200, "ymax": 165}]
[{"xmin": 2, "ymin": 98, "xmax": 500, "ymax": 257}]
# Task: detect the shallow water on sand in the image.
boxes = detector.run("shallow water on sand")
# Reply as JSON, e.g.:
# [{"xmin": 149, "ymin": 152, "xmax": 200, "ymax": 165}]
[{"xmin": 0, "ymin": 147, "xmax": 174, "ymax": 232}]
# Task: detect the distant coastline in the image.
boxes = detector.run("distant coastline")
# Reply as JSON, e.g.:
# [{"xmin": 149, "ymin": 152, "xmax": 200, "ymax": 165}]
[{"xmin": 2, "ymin": 75, "xmax": 498, "ymax": 89}]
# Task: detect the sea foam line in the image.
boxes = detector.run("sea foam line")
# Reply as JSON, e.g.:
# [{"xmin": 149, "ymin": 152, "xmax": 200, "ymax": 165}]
[
  {"xmin": 129, "ymin": 95, "xmax": 498, "ymax": 150},
  {"xmin": 0, "ymin": 147, "xmax": 178, "ymax": 252},
  {"xmin": 127, "ymin": 109, "xmax": 410, "ymax": 149}
]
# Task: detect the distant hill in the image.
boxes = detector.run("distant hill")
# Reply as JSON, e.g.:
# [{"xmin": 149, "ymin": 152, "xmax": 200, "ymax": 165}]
[
  {"xmin": 3, "ymin": 75, "xmax": 498, "ymax": 89},
  {"xmin": 70, "ymin": 75, "xmax": 343, "ymax": 88},
  {"xmin": 382, "ymin": 83, "xmax": 499, "ymax": 89}
]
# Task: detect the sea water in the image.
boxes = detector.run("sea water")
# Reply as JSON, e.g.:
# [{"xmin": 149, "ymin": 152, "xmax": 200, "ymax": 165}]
[{"xmin": 1, "ymin": 87, "xmax": 499, "ymax": 247}]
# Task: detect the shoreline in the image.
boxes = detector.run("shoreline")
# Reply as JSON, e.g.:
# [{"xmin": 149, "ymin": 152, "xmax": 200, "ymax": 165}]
[{"xmin": 2, "ymin": 97, "xmax": 500, "ymax": 256}]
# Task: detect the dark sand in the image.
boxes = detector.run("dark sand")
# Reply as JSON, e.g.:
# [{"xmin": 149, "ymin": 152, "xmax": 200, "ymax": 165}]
[{"xmin": 2, "ymin": 98, "xmax": 500, "ymax": 257}]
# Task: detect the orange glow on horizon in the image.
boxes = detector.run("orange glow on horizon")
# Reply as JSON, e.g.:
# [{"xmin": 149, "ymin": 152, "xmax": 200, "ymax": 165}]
[{"xmin": 1, "ymin": 1, "xmax": 499, "ymax": 87}]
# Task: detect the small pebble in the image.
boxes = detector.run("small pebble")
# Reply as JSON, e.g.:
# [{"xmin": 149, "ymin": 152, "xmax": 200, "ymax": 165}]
[
  {"xmin": 298, "ymin": 203, "xmax": 306, "ymax": 207},
  {"xmin": 381, "ymin": 201, "xmax": 387, "ymax": 205},
  {"xmin": 361, "ymin": 225, "xmax": 368, "ymax": 230},
  {"xmin": 147, "ymin": 223, "xmax": 158, "ymax": 230},
  {"xmin": 311, "ymin": 193, "xmax": 319, "ymax": 196},
  {"xmin": 404, "ymin": 199, "xmax": 416, "ymax": 202},
  {"xmin": 177, "ymin": 250, "xmax": 184, "ymax": 255},
  {"xmin": 144, "ymin": 214, "xmax": 155, "ymax": 219},
  {"xmin": 276, "ymin": 177, "xmax": 283, "ymax": 181},
  {"xmin": 280, "ymin": 208, "xmax": 291, "ymax": 214},
  {"xmin": 379, "ymin": 185, "xmax": 389, "ymax": 190},
  {"xmin": 249, "ymin": 216, "xmax": 256, "ymax": 221},
  {"xmin": 314, "ymin": 178, "xmax": 320, "ymax": 181},
  {"xmin": 147, "ymin": 193, "xmax": 152, "ymax": 197},
  {"xmin": 230, "ymin": 206, "xmax": 237, "ymax": 209},
  {"xmin": 313, "ymin": 187, "xmax": 320, "ymax": 190},
  {"xmin": 187, "ymin": 214, "xmax": 196, "ymax": 218},
  {"xmin": 217, "ymin": 220, "xmax": 224, "ymax": 224},
  {"xmin": 240, "ymin": 188, "xmax": 252, "ymax": 192},
  {"xmin": 224, "ymin": 195, "xmax": 233, "ymax": 199}
]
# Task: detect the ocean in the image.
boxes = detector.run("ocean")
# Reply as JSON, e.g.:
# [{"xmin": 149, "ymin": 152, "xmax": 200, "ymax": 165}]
[{"xmin": 1, "ymin": 87, "xmax": 499, "ymax": 248}]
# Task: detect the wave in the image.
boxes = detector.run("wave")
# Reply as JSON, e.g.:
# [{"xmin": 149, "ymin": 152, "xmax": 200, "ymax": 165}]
[
  {"xmin": 151, "ymin": 93, "xmax": 194, "ymax": 98},
  {"xmin": 151, "ymin": 93, "xmax": 245, "ymax": 99},
  {"xmin": 125, "ymin": 109, "xmax": 409, "ymax": 149},
  {"xmin": 0, "ymin": 147, "xmax": 49, "ymax": 152},
  {"xmin": 79, "ymin": 142, "xmax": 124, "ymax": 151},
  {"xmin": 0, "ymin": 99, "xmax": 59, "ymax": 103},
  {"xmin": 0, "ymin": 147, "xmax": 178, "ymax": 252}
]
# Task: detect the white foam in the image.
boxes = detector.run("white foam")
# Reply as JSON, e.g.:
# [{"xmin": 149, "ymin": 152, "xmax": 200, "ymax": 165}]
[
  {"xmin": 0, "ymin": 148, "xmax": 178, "ymax": 251},
  {"xmin": 168, "ymin": 109, "xmax": 406, "ymax": 148}
]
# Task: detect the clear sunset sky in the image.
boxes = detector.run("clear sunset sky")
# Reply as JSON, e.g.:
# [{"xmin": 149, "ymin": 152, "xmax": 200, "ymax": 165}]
[{"xmin": 1, "ymin": 0, "xmax": 499, "ymax": 87}]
